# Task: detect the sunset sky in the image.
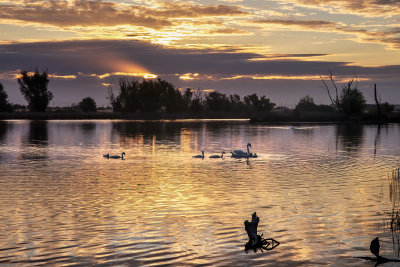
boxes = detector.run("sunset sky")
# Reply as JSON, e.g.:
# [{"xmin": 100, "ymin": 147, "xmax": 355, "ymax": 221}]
[{"xmin": 0, "ymin": 0, "xmax": 399, "ymax": 107}]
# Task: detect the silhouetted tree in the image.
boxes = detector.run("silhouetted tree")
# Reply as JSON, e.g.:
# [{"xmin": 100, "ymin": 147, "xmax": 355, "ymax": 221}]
[
  {"xmin": 189, "ymin": 89, "xmax": 204, "ymax": 112},
  {"xmin": 108, "ymin": 77, "xmax": 279, "ymax": 114},
  {"xmin": 0, "ymin": 82, "xmax": 13, "ymax": 112},
  {"xmin": 18, "ymin": 70, "xmax": 53, "ymax": 112},
  {"xmin": 182, "ymin": 88, "xmax": 193, "ymax": 110},
  {"xmin": 244, "ymin": 94, "xmax": 275, "ymax": 112},
  {"xmin": 204, "ymin": 91, "xmax": 230, "ymax": 111},
  {"xmin": 159, "ymin": 79, "xmax": 186, "ymax": 112},
  {"xmin": 109, "ymin": 78, "xmax": 189, "ymax": 113},
  {"xmin": 79, "ymin": 97, "xmax": 97, "ymax": 112},
  {"xmin": 295, "ymin": 95, "xmax": 317, "ymax": 112},
  {"xmin": 229, "ymin": 94, "xmax": 245, "ymax": 111},
  {"xmin": 295, "ymin": 95, "xmax": 335, "ymax": 114},
  {"xmin": 338, "ymin": 80, "xmax": 366, "ymax": 115}
]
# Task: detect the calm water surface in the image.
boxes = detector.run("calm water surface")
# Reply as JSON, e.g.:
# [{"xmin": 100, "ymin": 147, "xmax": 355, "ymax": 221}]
[{"xmin": 0, "ymin": 120, "xmax": 399, "ymax": 266}]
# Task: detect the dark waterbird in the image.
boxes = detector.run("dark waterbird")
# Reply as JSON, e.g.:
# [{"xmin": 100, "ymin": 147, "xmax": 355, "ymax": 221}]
[
  {"xmin": 104, "ymin": 152, "xmax": 125, "ymax": 159},
  {"xmin": 232, "ymin": 143, "xmax": 258, "ymax": 158},
  {"xmin": 209, "ymin": 151, "xmax": 225, "ymax": 158},
  {"xmin": 232, "ymin": 143, "xmax": 251, "ymax": 158},
  {"xmin": 193, "ymin": 151, "xmax": 204, "ymax": 159}
]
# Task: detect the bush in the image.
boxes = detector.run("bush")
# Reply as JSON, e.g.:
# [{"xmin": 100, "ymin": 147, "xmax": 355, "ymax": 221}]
[
  {"xmin": 338, "ymin": 81, "xmax": 366, "ymax": 115},
  {"xmin": 244, "ymin": 93, "xmax": 275, "ymax": 112},
  {"xmin": 295, "ymin": 95, "xmax": 335, "ymax": 114},
  {"xmin": 0, "ymin": 82, "xmax": 13, "ymax": 112},
  {"xmin": 295, "ymin": 95, "xmax": 317, "ymax": 112},
  {"xmin": 79, "ymin": 97, "xmax": 97, "ymax": 112},
  {"xmin": 17, "ymin": 70, "xmax": 53, "ymax": 112}
]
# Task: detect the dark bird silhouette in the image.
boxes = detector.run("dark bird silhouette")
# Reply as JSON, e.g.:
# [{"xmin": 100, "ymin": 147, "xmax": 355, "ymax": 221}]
[
  {"xmin": 370, "ymin": 237, "xmax": 380, "ymax": 258},
  {"xmin": 193, "ymin": 151, "xmax": 204, "ymax": 159}
]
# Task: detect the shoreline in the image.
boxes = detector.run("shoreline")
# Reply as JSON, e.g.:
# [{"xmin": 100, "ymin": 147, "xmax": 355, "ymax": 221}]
[
  {"xmin": 0, "ymin": 111, "xmax": 399, "ymax": 124},
  {"xmin": 0, "ymin": 111, "xmax": 249, "ymax": 121}
]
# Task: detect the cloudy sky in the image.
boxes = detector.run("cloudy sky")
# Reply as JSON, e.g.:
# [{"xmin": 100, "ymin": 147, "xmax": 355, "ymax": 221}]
[{"xmin": 0, "ymin": 0, "xmax": 399, "ymax": 107}]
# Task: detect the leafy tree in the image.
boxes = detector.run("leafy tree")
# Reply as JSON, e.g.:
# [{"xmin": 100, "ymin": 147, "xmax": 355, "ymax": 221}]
[
  {"xmin": 159, "ymin": 79, "xmax": 186, "ymax": 112},
  {"xmin": 338, "ymin": 80, "xmax": 366, "ymax": 115},
  {"xmin": 189, "ymin": 89, "xmax": 204, "ymax": 112},
  {"xmin": 79, "ymin": 97, "xmax": 97, "ymax": 112},
  {"xmin": 0, "ymin": 82, "xmax": 13, "ymax": 112},
  {"xmin": 295, "ymin": 95, "xmax": 317, "ymax": 112},
  {"xmin": 18, "ymin": 70, "xmax": 53, "ymax": 112},
  {"xmin": 244, "ymin": 93, "xmax": 275, "ymax": 112},
  {"xmin": 204, "ymin": 91, "xmax": 230, "ymax": 111},
  {"xmin": 109, "ymin": 78, "xmax": 188, "ymax": 112}
]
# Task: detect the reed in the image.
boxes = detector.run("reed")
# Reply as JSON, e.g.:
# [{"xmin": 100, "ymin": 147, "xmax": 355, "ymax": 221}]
[{"xmin": 389, "ymin": 166, "xmax": 400, "ymax": 257}]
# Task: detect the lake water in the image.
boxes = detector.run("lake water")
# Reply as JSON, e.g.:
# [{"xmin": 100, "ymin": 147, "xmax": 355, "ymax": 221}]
[{"xmin": 0, "ymin": 120, "xmax": 399, "ymax": 266}]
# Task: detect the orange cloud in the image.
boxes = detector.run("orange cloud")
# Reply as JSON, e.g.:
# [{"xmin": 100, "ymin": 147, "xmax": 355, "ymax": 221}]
[
  {"xmin": 282, "ymin": 0, "xmax": 400, "ymax": 17},
  {"xmin": 254, "ymin": 18, "xmax": 400, "ymax": 50},
  {"xmin": 0, "ymin": 0, "xmax": 247, "ymax": 30}
]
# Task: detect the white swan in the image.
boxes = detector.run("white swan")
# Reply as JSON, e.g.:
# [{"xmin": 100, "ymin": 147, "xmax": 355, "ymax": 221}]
[
  {"xmin": 232, "ymin": 143, "xmax": 251, "ymax": 158},
  {"xmin": 209, "ymin": 151, "xmax": 225, "ymax": 159},
  {"xmin": 193, "ymin": 151, "xmax": 205, "ymax": 159},
  {"xmin": 109, "ymin": 152, "xmax": 125, "ymax": 159}
]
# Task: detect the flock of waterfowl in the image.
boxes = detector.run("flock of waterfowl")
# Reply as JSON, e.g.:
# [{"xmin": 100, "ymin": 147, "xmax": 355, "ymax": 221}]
[
  {"xmin": 102, "ymin": 143, "xmax": 257, "ymax": 160},
  {"xmin": 193, "ymin": 143, "xmax": 258, "ymax": 159}
]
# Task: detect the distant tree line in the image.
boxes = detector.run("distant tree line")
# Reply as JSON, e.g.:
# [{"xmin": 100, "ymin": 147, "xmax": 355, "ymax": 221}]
[
  {"xmin": 108, "ymin": 77, "xmax": 276, "ymax": 113},
  {"xmin": 0, "ymin": 70, "xmax": 398, "ymax": 118}
]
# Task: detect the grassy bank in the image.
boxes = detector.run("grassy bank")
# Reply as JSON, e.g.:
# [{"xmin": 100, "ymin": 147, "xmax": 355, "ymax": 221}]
[
  {"xmin": 0, "ymin": 111, "xmax": 249, "ymax": 120},
  {"xmin": 1, "ymin": 110, "xmax": 400, "ymax": 123}
]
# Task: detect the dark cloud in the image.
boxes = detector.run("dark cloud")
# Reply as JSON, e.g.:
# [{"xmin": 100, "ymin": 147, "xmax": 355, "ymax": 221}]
[
  {"xmin": 0, "ymin": 39, "xmax": 399, "ymax": 106},
  {"xmin": 1, "ymin": 39, "xmax": 400, "ymax": 77}
]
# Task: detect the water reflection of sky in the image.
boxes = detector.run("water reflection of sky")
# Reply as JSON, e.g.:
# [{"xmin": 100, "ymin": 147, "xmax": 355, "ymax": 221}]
[{"xmin": 0, "ymin": 120, "xmax": 399, "ymax": 266}]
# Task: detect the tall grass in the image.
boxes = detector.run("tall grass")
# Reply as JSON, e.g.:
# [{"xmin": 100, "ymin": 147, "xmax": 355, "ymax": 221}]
[{"xmin": 389, "ymin": 167, "xmax": 400, "ymax": 257}]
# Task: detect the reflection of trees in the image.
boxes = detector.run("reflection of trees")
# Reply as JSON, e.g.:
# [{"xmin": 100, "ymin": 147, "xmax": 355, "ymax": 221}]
[
  {"xmin": 335, "ymin": 124, "xmax": 364, "ymax": 153},
  {"xmin": 0, "ymin": 121, "xmax": 9, "ymax": 142},
  {"xmin": 80, "ymin": 122, "xmax": 96, "ymax": 132},
  {"xmin": 373, "ymin": 124, "xmax": 389, "ymax": 157},
  {"xmin": 21, "ymin": 121, "xmax": 49, "ymax": 160},
  {"xmin": 28, "ymin": 121, "xmax": 48, "ymax": 145},
  {"xmin": 0, "ymin": 121, "xmax": 10, "ymax": 161},
  {"xmin": 112, "ymin": 121, "xmax": 229, "ymax": 144},
  {"xmin": 79, "ymin": 122, "xmax": 96, "ymax": 139}
]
